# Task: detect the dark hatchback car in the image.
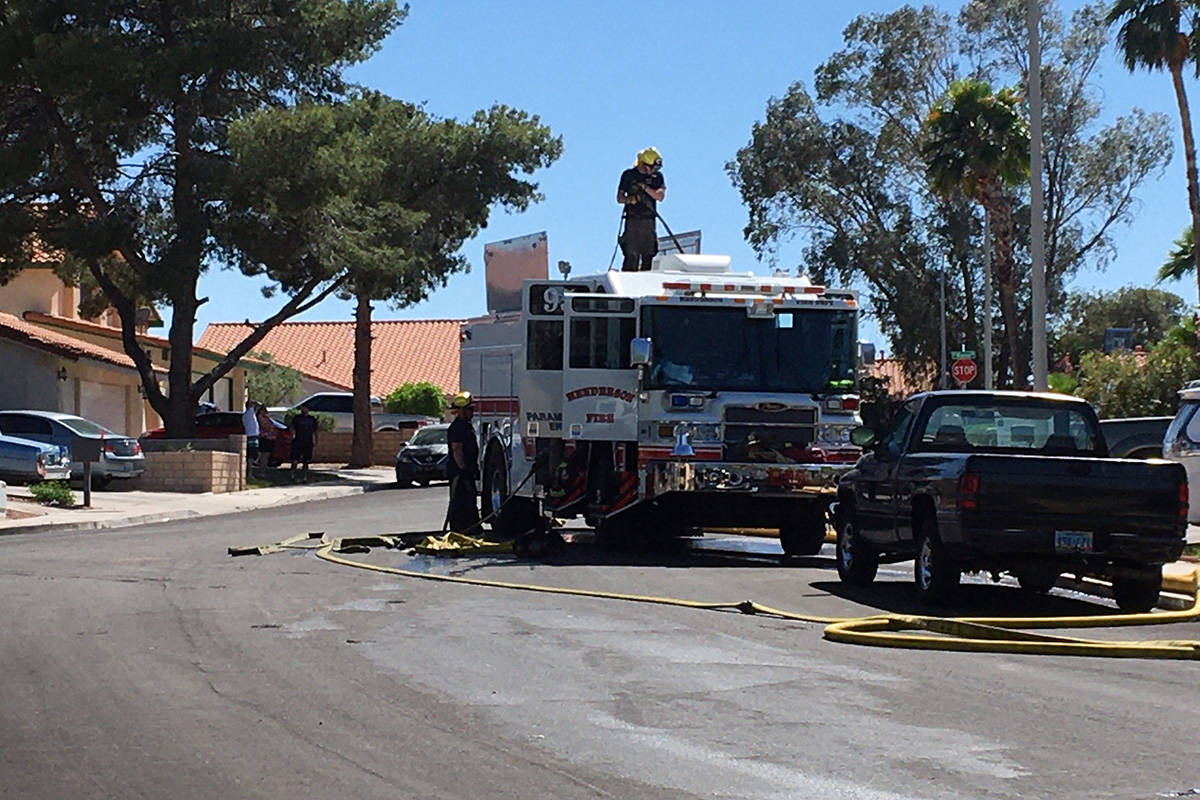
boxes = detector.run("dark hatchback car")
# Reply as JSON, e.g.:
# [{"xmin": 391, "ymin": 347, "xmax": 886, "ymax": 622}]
[
  {"xmin": 142, "ymin": 411, "xmax": 292, "ymax": 465},
  {"xmin": 394, "ymin": 424, "xmax": 450, "ymax": 486}
]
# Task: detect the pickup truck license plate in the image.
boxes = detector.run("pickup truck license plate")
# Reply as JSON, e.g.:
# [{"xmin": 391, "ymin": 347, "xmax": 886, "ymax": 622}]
[{"xmin": 1054, "ymin": 530, "xmax": 1093, "ymax": 552}]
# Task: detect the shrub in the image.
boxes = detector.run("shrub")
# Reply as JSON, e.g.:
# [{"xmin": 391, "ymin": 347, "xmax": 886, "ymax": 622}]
[
  {"xmin": 30, "ymin": 480, "xmax": 76, "ymax": 507},
  {"xmin": 246, "ymin": 352, "xmax": 303, "ymax": 406},
  {"xmin": 1073, "ymin": 335, "xmax": 1200, "ymax": 418},
  {"xmin": 383, "ymin": 381, "xmax": 446, "ymax": 417},
  {"xmin": 282, "ymin": 408, "xmax": 336, "ymax": 431}
]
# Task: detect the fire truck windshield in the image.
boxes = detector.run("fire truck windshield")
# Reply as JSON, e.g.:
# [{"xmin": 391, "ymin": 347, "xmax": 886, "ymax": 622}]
[{"xmin": 641, "ymin": 305, "xmax": 857, "ymax": 393}]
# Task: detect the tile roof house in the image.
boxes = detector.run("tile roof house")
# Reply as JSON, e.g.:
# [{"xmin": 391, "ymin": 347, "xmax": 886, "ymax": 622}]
[{"xmin": 197, "ymin": 319, "xmax": 463, "ymax": 400}]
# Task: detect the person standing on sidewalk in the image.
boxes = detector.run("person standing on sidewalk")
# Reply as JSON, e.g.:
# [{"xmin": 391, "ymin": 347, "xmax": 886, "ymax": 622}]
[
  {"xmin": 255, "ymin": 404, "xmax": 276, "ymax": 469},
  {"xmin": 446, "ymin": 391, "xmax": 481, "ymax": 535},
  {"xmin": 289, "ymin": 406, "xmax": 319, "ymax": 481},
  {"xmin": 241, "ymin": 399, "xmax": 260, "ymax": 470}
]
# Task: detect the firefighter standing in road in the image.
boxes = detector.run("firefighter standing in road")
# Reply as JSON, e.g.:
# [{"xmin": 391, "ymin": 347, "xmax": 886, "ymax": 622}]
[
  {"xmin": 617, "ymin": 147, "xmax": 666, "ymax": 271},
  {"xmin": 446, "ymin": 390, "xmax": 481, "ymax": 535}
]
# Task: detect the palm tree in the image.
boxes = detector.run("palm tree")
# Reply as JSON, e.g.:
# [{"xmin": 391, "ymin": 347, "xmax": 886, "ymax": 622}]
[
  {"xmin": 1107, "ymin": 0, "xmax": 1200, "ymax": 306},
  {"xmin": 1158, "ymin": 224, "xmax": 1194, "ymax": 282},
  {"xmin": 922, "ymin": 79, "xmax": 1030, "ymax": 386}
]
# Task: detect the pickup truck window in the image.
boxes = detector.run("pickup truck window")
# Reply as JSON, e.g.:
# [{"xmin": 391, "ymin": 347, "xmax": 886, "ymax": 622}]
[
  {"xmin": 913, "ymin": 402, "xmax": 1101, "ymax": 455},
  {"xmin": 878, "ymin": 400, "xmax": 917, "ymax": 456}
]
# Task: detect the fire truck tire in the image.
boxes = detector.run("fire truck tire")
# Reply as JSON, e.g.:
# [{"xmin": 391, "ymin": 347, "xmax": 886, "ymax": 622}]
[{"xmin": 779, "ymin": 502, "xmax": 828, "ymax": 557}]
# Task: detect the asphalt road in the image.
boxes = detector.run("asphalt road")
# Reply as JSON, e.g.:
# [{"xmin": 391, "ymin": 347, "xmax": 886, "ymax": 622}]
[{"xmin": 0, "ymin": 485, "xmax": 1197, "ymax": 799}]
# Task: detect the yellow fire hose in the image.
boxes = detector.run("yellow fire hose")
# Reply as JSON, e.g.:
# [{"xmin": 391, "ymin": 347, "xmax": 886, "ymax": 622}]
[{"xmin": 231, "ymin": 532, "xmax": 1200, "ymax": 660}]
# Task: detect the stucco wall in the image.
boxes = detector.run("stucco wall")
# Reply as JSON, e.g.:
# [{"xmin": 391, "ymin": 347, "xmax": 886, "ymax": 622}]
[
  {"xmin": 0, "ymin": 340, "xmax": 66, "ymax": 412},
  {"xmin": 0, "ymin": 340, "xmax": 152, "ymax": 435},
  {"xmin": 0, "ymin": 269, "xmax": 77, "ymax": 318}
]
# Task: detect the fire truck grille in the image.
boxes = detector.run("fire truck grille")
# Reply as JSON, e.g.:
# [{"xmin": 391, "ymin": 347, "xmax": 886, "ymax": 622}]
[{"xmin": 723, "ymin": 406, "xmax": 817, "ymax": 463}]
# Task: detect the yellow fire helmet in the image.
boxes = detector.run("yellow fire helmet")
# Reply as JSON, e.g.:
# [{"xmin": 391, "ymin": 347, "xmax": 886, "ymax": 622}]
[
  {"xmin": 636, "ymin": 147, "xmax": 662, "ymax": 168},
  {"xmin": 451, "ymin": 390, "xmax": 474, "ymax": 409}
]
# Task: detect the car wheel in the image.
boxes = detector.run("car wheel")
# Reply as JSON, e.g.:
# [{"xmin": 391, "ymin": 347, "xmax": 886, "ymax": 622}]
[
  {"xmin": 779, "ymin": 501, "xmax": 828, "ymax": 557},
  {"xmin": 1112, "ymin": 571, "xmax": 1161, "ymax": 613},
  {"xmin": 835, "ymin": 511, "xmax": 878, "ymax": 586},
  {"xmin": 914, "ymin": 521, "xmax": 959, "ymax": 605},
  {"xmin": 1015, "ymin": 566, "xmax": 1060, "ymax": 594}
]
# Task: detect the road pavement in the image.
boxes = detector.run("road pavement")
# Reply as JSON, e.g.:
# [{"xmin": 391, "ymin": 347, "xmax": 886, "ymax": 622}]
[{"xmin": 0, "ymin": 487, "xmax": 1197, "ymax": 799}]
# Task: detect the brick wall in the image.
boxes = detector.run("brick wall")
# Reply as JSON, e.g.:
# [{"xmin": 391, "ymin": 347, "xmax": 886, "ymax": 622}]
[
  {"xmin": 130, "ymin": 450, "xmax": 246, "ymax": 493},
  {"xmin": 310, "ymin": 428, "xmax": 415, "ymax": 466}
]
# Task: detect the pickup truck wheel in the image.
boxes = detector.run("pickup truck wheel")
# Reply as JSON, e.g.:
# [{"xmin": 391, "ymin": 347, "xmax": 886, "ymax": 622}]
[
  {"xmin": 915, "ymin": 527, "xmax": 960, "ymax": 605},
  {"xmin": 780, "ymin": 503, "xmax": 828, "ymax": 557},
  {"xmin": 1112, "ymin": 572, "xmax": 1162, "ymax": 613},
  {"xmin": 835, "ymin": 515, "xmax": 878, "ymax": 586},
  {"xmin": 1015, "ymin": 566, "xmax": 1060, "ymax": 594}
]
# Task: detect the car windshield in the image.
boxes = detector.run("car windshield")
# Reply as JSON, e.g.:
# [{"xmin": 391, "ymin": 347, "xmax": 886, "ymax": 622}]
[
  {"xmin": 409, "ymin": 427, "xmax": 448, "ymax": 446},
  {"xmin": 57, "ymin": 416, "xmax": 114, "ymax": 437},
  {"xmin": 912, "ymin": 401, "xmax": 1103, "ymax": 455},
  {"xmin": 641, "ymin": 305, "xmax": 857, "ymax": 393}
]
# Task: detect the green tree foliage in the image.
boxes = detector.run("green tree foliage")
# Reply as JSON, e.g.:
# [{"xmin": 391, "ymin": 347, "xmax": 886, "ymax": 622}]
[
  {"xmin": 728, "ymin": 1, "xmax": 1171, "ymax": 386},
  {"xmin": 228, "ymin": 94, "xmax": 560, "ymax": 465},
  {"xmin": 1107, "ymin": 0, "xmax": 1200, "ymax": 305},
  {"xmin": 0, "ymin": 1, "xmax": 405, "ymax": 437},
  {"xmin": 383, "ymin": 382, "xmax": 446, "ymax": 418},
  {"xmin": 1158, "ymin": 224, "xmax": 1194, "ymax": 282},
  {"xmin": 1051, "ymin": 286, "xmax": 1188, "ymax": 362},
  {"xmin": 245, "ymin": 353, "xmax": 302, "ymax": 408},
  {"xmin": 922, "ymin": 79, "xmax": 1029, "ymax": 383},
  {"xmin": 1073, "ymin": 335, "xmax": 1199, "ymax": 416}
]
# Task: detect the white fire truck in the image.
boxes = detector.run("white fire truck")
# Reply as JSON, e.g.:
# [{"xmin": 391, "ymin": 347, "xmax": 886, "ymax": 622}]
[{"xmin": 460, "ymin": 252, "xmax": 862, "ymax": 554}]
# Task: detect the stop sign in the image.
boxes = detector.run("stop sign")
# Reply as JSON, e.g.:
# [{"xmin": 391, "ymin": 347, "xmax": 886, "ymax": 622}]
[{"xmin": 951, "ymin": 358, "xmax": 977, "ymax": 385}]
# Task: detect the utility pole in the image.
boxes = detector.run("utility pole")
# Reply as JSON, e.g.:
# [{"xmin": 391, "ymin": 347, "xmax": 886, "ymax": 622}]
[
  {"xmin": 939, "ymin": 262, "xmax": 948, "ymax": 389},
  {"xmin": 1028, "ymin": 0, "xmax": 1047, "ymax": 390},
  {"xmin": 983, "ymin": 219, "xmax": 995, "ymax": 390}
]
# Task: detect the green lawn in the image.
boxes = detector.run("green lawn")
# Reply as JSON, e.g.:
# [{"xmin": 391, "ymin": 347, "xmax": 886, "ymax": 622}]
[
  {"xmin": 1185, "ymin": 543, "xmax": 1200, "ymax": 559},
  {"xmin": 245, "ymin": 468, "xmax": 346, "ymax": 489}
]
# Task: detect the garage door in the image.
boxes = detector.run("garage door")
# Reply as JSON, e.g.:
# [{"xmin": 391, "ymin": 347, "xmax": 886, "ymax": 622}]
[{"xmin": 79, "ymin": 381, "xmax": 127, "ymax": 434}]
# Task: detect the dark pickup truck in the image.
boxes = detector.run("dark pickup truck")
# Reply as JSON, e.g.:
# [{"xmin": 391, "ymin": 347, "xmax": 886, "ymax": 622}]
[{"xmin": 835, "ymin": 391, "xmax": 1187, "ymax": 612}]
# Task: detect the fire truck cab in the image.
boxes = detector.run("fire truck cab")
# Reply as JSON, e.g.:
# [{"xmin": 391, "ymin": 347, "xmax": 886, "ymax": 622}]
[{"xmin": 460, "ymin": 252, "xmax": 861, "ymax": 554}]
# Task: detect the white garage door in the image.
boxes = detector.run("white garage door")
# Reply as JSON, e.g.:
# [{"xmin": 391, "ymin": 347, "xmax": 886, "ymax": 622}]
[{"xmin": 79, "ymin": 381, "xmax": 127, "ymax": 434}]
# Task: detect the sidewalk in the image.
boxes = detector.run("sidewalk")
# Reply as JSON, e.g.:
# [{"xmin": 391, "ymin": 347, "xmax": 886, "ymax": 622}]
[{"xmin": 0, "ymin": 465, "xmax": 396, "ymax": 536}]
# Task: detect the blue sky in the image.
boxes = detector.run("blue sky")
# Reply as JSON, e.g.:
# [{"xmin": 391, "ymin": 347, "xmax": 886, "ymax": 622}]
[{"xmin": 186, "ymin": 0, "xmax": 1195, "ymax": 356}]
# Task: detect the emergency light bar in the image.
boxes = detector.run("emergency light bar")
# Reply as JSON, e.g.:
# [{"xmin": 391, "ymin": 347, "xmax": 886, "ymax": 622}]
[{"xmin": 660, "ymin": 280, "xmax": 826, "ymax": 296}]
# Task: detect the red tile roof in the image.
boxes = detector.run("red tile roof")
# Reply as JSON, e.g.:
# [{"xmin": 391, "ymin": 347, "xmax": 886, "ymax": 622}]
[
  {"xmin": 25, "ymin": 312, "xmax": 262, "ymax": 366},
  {"xmin": 868, "ymin": 358, "xmax": 936, "ymax": 397},
  {"xmin": 0, "ymin": 311, "xmax": 163, "ymax": 372},
  {"xmin": 198, "ymin": 319, "xmax": 463, "ymax": 397}
]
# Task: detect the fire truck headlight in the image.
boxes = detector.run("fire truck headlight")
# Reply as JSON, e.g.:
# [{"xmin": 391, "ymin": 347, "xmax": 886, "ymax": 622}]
[{"xmin": 818, "ymin": 424, "xmax": 854, "ymax": 444}]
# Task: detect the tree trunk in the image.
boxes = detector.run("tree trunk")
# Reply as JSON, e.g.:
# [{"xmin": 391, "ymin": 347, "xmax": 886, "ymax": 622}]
[
  {"xmin": 162, "ymin": 289, "xmax": 199, "ymax": 437},
  {"xmin": 349, "ymin": 290, "xmax": 374, "ymax": 468},
  {"xmin": 980, "ymin": 179, "xmax": 1022, "ymax": 388},
  {"xmin": 1169, "ymin": 59, "xmax": 1200, "ymax": 308}
]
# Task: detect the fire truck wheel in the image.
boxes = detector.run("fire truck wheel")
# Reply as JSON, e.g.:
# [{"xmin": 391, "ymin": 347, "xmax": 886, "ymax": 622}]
[{"xmin": 779, "ymin": 503, "xmax": 828, "ymax": 557}]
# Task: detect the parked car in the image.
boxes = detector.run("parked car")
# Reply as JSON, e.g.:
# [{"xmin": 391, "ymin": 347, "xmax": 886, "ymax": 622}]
[
  {"xmin": 394, "ymin": 423, "xmax": 450, "ymax": 486},
  {"xmin": 1099, "ymin": 416, "xmax": 1173, "ymax": 460},
  {"xmin": 1163, "ymin": 381, "xmax": 1200, "ymax": 523},
  {"xmin": 0, "ymin": 410, "xmax": 145, "ymax": 489},
  {"xmin": 836, "ymin": 390, "xmax": 1187, "ymax": 612},
  {"xmin": 293, "ymin": 392, "xmax": 436, "ymax": 433},
  {"xmin": 142, "ymin": 412, "xmax": 292, "ymax": 465},
  {"xmin": 0, "ymin": 423, "xmax": 70, "ymax": 484}
]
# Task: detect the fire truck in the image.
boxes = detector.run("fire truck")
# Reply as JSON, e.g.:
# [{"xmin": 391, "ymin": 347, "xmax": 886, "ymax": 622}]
[{"xmin": 460, "ymin": 251, "xmax": 861, "ymax": 554}]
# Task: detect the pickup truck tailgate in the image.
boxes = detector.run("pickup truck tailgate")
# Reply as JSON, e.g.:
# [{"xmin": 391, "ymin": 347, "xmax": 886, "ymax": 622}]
[{"xmin": 967, "ymin": 454, "xmax": 1186, "ymax": 537}]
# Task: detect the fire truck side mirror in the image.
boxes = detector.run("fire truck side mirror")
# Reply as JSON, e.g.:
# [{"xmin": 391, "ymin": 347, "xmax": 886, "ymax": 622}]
[{"xmin": 630, "ymin": 337, "xmax": 652, "ymax": 367}]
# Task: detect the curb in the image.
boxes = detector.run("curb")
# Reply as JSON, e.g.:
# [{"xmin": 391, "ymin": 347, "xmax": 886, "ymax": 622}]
[{"xmin": 0, "ymin": 482, "xmax": 380, "ymax": 536}]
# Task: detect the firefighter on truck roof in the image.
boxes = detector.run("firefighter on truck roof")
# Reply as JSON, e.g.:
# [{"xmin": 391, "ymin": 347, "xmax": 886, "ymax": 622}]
[{"xmin": 616, "ymin": 147, "xmax": 665, "ymax": 272}]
